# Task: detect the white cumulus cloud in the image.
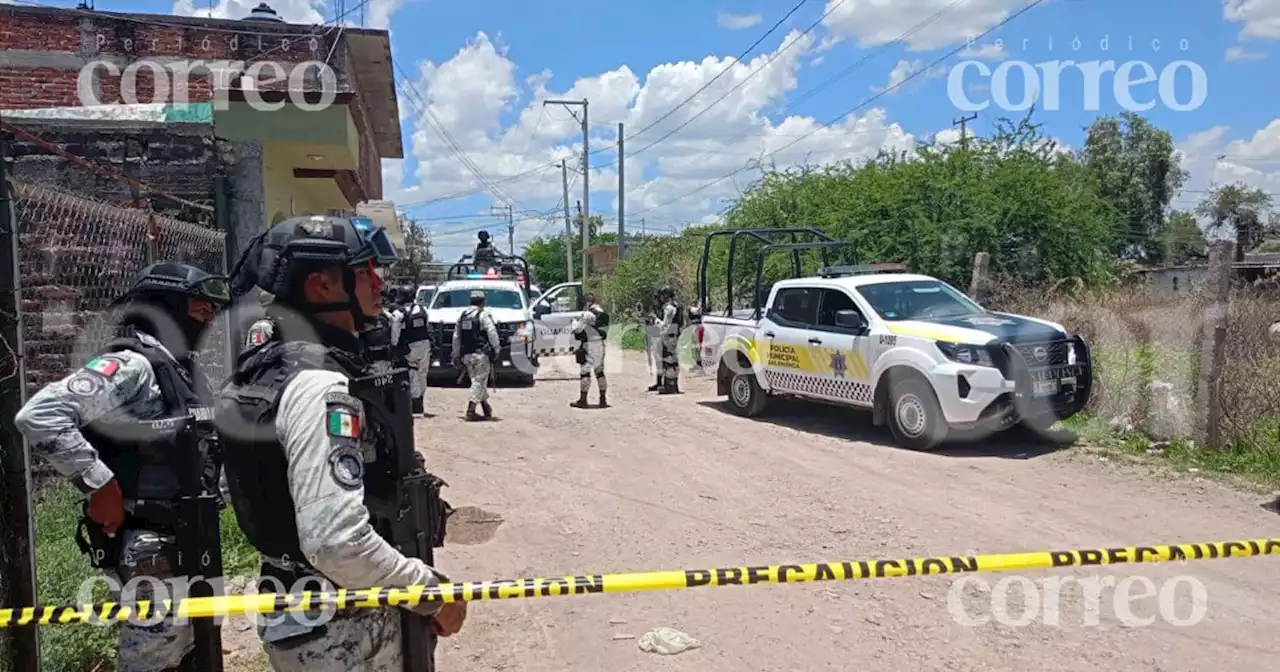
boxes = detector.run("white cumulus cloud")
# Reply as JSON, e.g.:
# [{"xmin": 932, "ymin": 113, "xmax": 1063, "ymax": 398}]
[
  {"xmin": 822, "ymin": 0, "xmax": 1031, "ymax": 52},
  {"xmin": 717, "ymin": 11, "xmax": 763, "ymax": 30},
  {"xmin": 1223, "ymin": 0, "xmax": 1280, "ymax": 40},
  {"xmin": 390, "ymin": 29, "xmax": 918, "ymax": 257},
  {"xmin": 1225, "ymin": 45, "xmax": 1268, "ymax": 60}
]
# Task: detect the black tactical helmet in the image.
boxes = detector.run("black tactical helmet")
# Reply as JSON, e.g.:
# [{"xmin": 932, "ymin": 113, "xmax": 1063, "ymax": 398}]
[
  {"xmin": 113, "ymin": 262, "xmax": 231, "ymax": 308},
  {"xmin": 478, "ymin": 230, "xmax": 490, "ymax": 242},
  {"xmin": 659, "ymin": 286, "xmax": 674, "ymax": 300},
  {"xmin": 248, "ymin": 214, "xmax": 398, "ymax": 325}
]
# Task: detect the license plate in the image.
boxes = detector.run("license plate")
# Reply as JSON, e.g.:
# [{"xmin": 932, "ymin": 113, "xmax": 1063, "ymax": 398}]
[{"xmin": 1034, "ymin": 380, "xmax": 1058, "ymax": 397}]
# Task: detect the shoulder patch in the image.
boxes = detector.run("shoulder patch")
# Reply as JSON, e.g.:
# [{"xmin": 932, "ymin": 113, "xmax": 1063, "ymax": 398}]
[
  {"xmin": 326, "ymin": 406, "xmax": 361, "ymax": 438},
  {"xmin": 66, "ymin": 372, "xmax": 104, "ymax": 397},
  {"xmin": 84, "ymin": 356, "xmax": 122, "ymax": 378},
  {"xmin": 327, "ymin": 445, "xmax": 364, "ymax": 490}
]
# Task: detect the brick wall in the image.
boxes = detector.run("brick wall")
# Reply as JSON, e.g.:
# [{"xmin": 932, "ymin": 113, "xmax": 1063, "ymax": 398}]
[
  {"xmin": 0, "ymin": 5, "xmax": 348, "ymax": 109},
  {"xmin": 4, "ymin": 118, "xmax": 221, "ymax": 218}
]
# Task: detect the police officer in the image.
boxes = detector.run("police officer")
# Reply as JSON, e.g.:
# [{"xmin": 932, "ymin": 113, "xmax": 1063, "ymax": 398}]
[
  {"xmin": 398, "ymin": 286, "xmax": 432, "ymax": 416},
  {"xmin": 656, "ymin": 287, "xmax": 683, "ymax": 394},
  {"xmin": 569, "ymin": 292, "xmax": 609, "ymax": 408},
  {"xmin": 643, "ymin": 291, "xmax": 663, "ymax": 392},
  {"xmin": 15, "ymin": 262, "xmax": 230, "ymax": 672},
  {"xmin": 216, "ymin": 215, "xmax": 466, "ymax": 670},
  {"xmin": 473, "ymin": 230, "xmax": 498, "ymax": 270},
  {"xmin": 451, "ymin": 289, "xmax": 499, "ymax": 420}
]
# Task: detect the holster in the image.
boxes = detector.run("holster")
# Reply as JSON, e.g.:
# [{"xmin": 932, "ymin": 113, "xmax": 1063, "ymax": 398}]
[{"xmin": 574, "ymin": 347, "xmax": 588, "ymax": 365}]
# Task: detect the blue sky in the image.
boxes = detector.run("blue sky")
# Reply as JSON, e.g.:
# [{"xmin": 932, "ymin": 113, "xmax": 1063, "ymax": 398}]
[{"xmin": 21, "ymin": 0, "xmax": 1280, "ymax": 258}]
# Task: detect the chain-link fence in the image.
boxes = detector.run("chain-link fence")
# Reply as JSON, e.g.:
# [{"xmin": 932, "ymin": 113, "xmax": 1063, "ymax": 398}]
[{"xmin": 13, "ymin": 181, "xmax": 228, "ymax": 402}]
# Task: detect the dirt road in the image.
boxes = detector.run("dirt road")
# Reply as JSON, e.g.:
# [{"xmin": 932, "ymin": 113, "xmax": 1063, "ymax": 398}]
[{"xmin": 421, "ymin": 350, "xmax": 1279, "ymax": 672}]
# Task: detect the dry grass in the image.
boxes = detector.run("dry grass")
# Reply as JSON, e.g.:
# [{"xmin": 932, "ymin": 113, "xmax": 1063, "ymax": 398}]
[{"xmin": 987, "ymin": 278, "xmax": 1280, "ymax": 453}]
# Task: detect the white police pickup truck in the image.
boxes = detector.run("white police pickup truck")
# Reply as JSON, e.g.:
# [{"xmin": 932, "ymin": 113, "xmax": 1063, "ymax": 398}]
[
  {"xmin": 697, "ymin": 229, "xmax": 1092, "ymax": 451},
  {"xmin": 425, "ymin": 273, "xmax": 539, "ymax": 386}
]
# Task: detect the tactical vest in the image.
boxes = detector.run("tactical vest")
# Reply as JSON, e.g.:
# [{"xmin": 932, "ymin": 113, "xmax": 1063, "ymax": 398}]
[
  {"xmin": 457, "ymin": 308, "xmax": 488, "ymax": 355},
  {"xmin": 401, "ymin": 304, "xmax": 429, "ymax": 345},
  {"xmin": 217, "ymin": 340, "xmax": 386, "ymax": 580},
  {"xmin": 79, "ymin": 333, "xmax": 215, "ymax": 532},
  {"xmin": 576, "ymin": 305, "xmax": 610, "ymax": 342},
  {"xmin": 667, "ymin": 301, "xmax": 686, "ymax": 330}
]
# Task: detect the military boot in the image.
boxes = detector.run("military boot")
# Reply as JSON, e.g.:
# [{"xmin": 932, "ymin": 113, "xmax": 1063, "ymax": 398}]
[
  {"xmin": 570, "ymin": 391, "xmax": 590, "ymax": 408},
  {"xmin": 658, "ymin": 379, "xmax": 681, "ymax": 395},
  {"xmin": 411, "ymin": 397, "xmax": 424, "ymax": 414},
  {"xmin": 647, "ymin": 375, "xmax": 661, "ymax": 392},
  {"xmin": 465, "ymin": 402, "xmax": 481, "ymax": 421},
  {"xmin": 598, "ymin": 391, "xmax": 609, "ymax": 408},
  {"xmin": 480, "ymin": 401, "xmax": 493, "ymax": 419}
]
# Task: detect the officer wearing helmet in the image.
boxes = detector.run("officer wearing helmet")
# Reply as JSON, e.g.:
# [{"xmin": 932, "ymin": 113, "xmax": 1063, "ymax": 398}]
[
  {"xmin": 15, "ymin": 262, "xmax": 230, "ymax": 672},
  {"xmin": 216, "ymin": 215, "xmax": 465, "ymax": 670},
  {"xmin": 473, "ymin": 230, "xmax": 498, "ymax": 270},
  {"xmin": 655, "ymin": 286, "xmax": 684, "ymax": 394},
  {"xmin": 396, "ymin": 285, "xmax": 433, "ymax": 416},
  {"xmin": 451, "ymin": 289, "xmax": 500, "ymax": 420}
]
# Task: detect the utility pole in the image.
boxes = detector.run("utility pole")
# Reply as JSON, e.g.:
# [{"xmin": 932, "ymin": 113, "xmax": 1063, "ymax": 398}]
[
  {"xmin": 640, "ymin": 217, "xmax": 646, "ymax": 236},
  {"xmin": 545, "ymin": 98, "xmax": 588, "ymax": 279},
  {"xmin": 952, "ymin": 113, "xmax": 978, "ymax": 149},
  {"xmin": 560, "ymin": 159, "xmax": 574, "ymax": 282},
  {"xmin": 617, "ymin": 121, "xmax": 625, "ymax": 261},
  {"xmin": 489, "ymin": 203, "xmax": 514, "ymax": 255}
]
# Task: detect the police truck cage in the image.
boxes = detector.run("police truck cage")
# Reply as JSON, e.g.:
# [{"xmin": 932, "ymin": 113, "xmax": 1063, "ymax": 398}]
[
  {"xmin": 696, "ymin": 228, "xmax": 861, "ymax": 321},
  {"xmin": 446, "ymin": 254, "xmax": 532, "ymax": 295}
]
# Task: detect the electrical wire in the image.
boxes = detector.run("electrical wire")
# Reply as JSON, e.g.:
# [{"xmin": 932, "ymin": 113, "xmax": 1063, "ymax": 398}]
[
  {"xmin": 596, "ymin": 0, "xmax": 811, "ymax": 157},
  {"xmin": 629, "ymin": 0, "xmax": 1048, "ymax": 218},
  {"xmin": 603, "ymin": 0, "xmax": 850, "ymax": 167}
]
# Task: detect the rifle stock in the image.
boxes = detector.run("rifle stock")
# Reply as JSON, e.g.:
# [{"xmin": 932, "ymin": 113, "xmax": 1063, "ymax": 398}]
[{"xmin": 350, "ymin": 366, "xmax": 451, "ymax": 672}]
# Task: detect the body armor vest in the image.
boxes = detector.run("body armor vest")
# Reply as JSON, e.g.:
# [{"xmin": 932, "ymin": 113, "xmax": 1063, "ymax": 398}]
[
  {"xmin": 576, "ymin": 305, "xmax": 609, "ymax": 342},
  {"xmin": 79, "ymin": 333, "xmax": 215, "ymax": 532},
  {"xmin": 457, "ymin": 307, "xmax": 488, "ymax": 355},
  {"xmin": 401, "ymin": 304, "xmax": 429, "ymax": 344},
  {"xmin": 217, "ymin": 340, "xmax": 386, "ymax": 576},
  {"xmin": 667, "ymin": 301, "xmax": 685, "ymax": 330}
]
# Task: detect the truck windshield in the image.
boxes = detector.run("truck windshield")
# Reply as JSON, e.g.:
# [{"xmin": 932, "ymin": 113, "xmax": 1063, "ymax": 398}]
[
  {"xmin": 432, "ymin": 289, "xmax": 525, "ymax": 310},
  {"xmin": 856, "ymin": 280, "xmax": 983, "ymax": 321}
]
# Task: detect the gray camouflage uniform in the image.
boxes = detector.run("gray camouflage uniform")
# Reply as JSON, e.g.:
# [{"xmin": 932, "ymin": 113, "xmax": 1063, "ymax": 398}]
[
  {"xmin": 401, "ymin": 304, "xmax": 432, "ymax": 403},
  {"xmin": 657, "ymin": 300, "xmax": 681, "ymax": 386},
  {"xmin": 452, "ymin": 306, "xmax": 499, "ymax": 404},
  {"xmin": 260, "ymin": 369, "xmax": 445, "ymax": 671},
  {"xmin": 570, "ymin": 305, "xmax": 607, "ymax": 396},
  {"xmin": 14, "ymin": 331, "xmax": 196, "ymax": 672}
]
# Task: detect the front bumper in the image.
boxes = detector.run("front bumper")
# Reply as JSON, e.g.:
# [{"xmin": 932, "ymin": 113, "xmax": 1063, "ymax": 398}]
[
  {"xmin": 932, "ymin": 335, "xmax": 1093, "ymax": 429},
  {"xmin": 426, "ymin": 322, "xmax": 538, "ymax": 379}
]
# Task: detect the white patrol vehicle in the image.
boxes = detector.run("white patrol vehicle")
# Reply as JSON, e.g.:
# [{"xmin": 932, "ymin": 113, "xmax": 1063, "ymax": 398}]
[
  {"xmin": 425, "ymin": 258, "xmax": 540, "ymax": 385},
  {"xmin": 697, "ymin": 228, "xmax": 1093, "ymax": 451},
  {"xmin": 529, "ymin": 281, "xmax": 586, "ymax": 357}
]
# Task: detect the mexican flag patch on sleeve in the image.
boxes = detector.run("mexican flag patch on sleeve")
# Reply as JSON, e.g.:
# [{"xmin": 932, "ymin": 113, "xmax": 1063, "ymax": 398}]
[
  {"xmin": 327, "ymin": 409, "xmax": 360, "ymax": 438},
  {"xmin": 85, "ymin": 357, "xmax": 120, "ymax": 377}
]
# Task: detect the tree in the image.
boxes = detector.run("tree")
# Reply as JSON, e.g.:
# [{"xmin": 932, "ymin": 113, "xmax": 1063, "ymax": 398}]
[
  {"xmin": 388, "ymin": 218, "xmax": 434, "ymax": 286},
  {"xmin": 522, "ymin": 226, "xmax": 616, "ymax": 287},
  {"xmin": 1080, "ymin": 112, "xmax": 1188, "ymax": 261},
  {"xmin": 1195, "ymin": 182, "xmax": 1273, "ymax": 260},
  {"xmin": 1158, "ymin": 210, "xmax": 1208, "ymax": 264}
]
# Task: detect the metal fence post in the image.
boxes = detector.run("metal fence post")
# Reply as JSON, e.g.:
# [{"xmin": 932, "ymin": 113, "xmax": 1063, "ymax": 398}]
[{"xmin": 0, "ymin": 120, "xmax": 40, "ymax": 672}]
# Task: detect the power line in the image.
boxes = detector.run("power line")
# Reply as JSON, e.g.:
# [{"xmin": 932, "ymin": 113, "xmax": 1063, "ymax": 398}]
[
  {"xmin": 604, "ymin": 0, "xmax": 849, "ymax": 167},
  {"xmin": 629, "ymin": 0, "xmax": 1049, "ymax": 218},
  {"xmin": 598, "ymin": 0, "xmax": 811, "ymax": 157},
  {"xmin": 624, "ymin": 0, "xmax": 969, "ymax": 178}
]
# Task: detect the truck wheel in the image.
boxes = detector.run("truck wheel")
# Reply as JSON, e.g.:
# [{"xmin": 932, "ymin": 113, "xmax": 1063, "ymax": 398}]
[
  {"xmin": 887, "ymin": 378, "xmax": 947, "ymax": 451},
  {"xmin": 727, "ymin": 369, "xmax": 767, "ymax": 417}
]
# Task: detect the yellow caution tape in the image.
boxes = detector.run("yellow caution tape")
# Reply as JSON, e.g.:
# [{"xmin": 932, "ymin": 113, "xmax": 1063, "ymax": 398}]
[{"xmin": 1, "ymin": 538, "xmax": 1276, "ymax": 628}]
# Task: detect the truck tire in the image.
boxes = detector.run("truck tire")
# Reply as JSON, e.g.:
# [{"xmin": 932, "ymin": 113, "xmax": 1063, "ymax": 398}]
[
  {"xmin": 727, "ymin": 368, "xmax": 767, "ymax": 418},
  {"xmin": 887, "ymin": 378, "xmax": 947, "ymax": 451}
]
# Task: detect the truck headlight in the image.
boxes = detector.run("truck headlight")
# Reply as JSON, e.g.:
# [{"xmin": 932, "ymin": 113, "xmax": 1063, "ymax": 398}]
[{"xmin": 936, "ymin": 342, "xmax": 994, "ymax": 367}]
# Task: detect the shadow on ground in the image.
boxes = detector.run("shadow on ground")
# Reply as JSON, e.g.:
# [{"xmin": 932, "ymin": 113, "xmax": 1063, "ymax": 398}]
[{"xmin": 696, "ymin": 398, "xmax": 1077, "ymax": 459}]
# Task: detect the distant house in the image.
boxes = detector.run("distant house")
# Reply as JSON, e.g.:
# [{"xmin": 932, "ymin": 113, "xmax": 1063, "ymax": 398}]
[{"xmin": 1136, "ymin": 252, "xmax": 1280, "ymax": 293}]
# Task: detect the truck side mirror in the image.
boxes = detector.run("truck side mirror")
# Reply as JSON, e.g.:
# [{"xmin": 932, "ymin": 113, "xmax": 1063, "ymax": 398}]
[
  {"xmin": 834, "ymin": 309, "xmax": 866, "ymax": 331},
  {"xmin": 533, "ymin": 302, "xmax": 551, "ymax": 318}
]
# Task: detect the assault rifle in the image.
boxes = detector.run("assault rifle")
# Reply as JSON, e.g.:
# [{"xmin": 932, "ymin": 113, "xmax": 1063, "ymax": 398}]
[
  {"xmin": 350, "ymin": 365, "xmax": 452, "ymax": 672},
  {"xmin": 174, "ymin": 413, "xmax": 226, "ymax": 672}
]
